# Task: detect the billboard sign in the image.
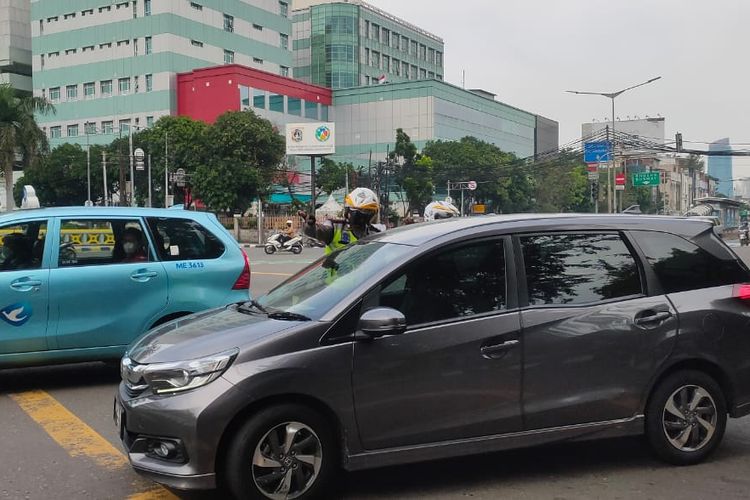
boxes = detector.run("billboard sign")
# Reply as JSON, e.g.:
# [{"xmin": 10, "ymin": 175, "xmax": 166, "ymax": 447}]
[
  {"xmin": 583, "ymin": 141, "xmax": 612, "ymax": 163},
  {"xmin": 285, "ymin": 123, "xmax": 336, "ymax": 155}
]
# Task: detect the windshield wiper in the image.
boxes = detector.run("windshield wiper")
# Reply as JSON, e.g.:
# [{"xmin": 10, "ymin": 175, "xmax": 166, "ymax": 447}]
[
  {"xmin": 237, "ymin": 299, "xmax": 270, "ymax": 316},
  {"xmin": 267, "ymin": 311, "xmax": 312, "ymax": 322}
]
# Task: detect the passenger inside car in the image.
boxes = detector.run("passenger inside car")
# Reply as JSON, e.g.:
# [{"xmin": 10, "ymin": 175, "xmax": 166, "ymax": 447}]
[
  {"xmin": 0, "ymin": 233, "xmax": 34, "ymax": 271},
  {"xmin": 115, "ymin": 227, "xmax": 148, "ymax": 263}
]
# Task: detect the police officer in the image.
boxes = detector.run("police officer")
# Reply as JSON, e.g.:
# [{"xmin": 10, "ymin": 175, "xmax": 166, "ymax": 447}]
[{"xmin": 301, "ymin": 187, "xmax": 382, "ymax": 254}]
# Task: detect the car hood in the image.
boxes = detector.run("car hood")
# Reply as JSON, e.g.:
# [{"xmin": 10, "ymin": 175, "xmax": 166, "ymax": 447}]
[{"xmin": 127, "ymin": 305, "xmax": 300, "ymax": 364}]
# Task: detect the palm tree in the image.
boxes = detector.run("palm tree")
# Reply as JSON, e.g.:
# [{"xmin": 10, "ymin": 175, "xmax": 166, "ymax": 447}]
[{"xmin": 0, "ymin": 84, "xmax": 55, "ymax": 211}]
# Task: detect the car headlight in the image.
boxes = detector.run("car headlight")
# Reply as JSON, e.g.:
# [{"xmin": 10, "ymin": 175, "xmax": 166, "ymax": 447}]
[{"xmin": 141, "ymin": 349, "xmax": 238, "ymax": 395}]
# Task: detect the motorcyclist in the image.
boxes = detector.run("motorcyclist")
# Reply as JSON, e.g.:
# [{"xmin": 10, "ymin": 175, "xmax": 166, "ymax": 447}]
[
  {"xmin": 301, "ymin": 187, "xmax": 383, "ymax": 255},
  {"xmin": 279, "ymin": 220, "xmax": 296, "ymax": 245},
  {"xmin": 424, "ymin": 200, "xmax": 460, "ymax": 221}
]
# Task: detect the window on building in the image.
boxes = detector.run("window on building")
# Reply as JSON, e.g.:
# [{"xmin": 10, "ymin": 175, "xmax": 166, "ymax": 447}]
[
  {"xmin": 146, "ymin": 116, "xmax": 154, "ymax": 128},
  {"xmin": 101, "ymin": 80, "xmax": 113, "ymax": 96},
  {"xmin": 98, "ymin": 6, "xmax": 111, "ymax": 12},
  {"xmin": 280, "ymin": 33, "xmax": 289, "ymax": 50},
  {"xmin": 304, "ymin": 101, "xmax": 318, "ymax": 120},
  {"xmin": 102, "ymin": 121, "xmax": 114, "ymax": 134},
  {"xmin": 269, "ymin": 93, "xmax": 284, "ymax": 113},
  {"xmin": 436, "ymin": 51, "xmax": 443, "ymax": 67},
  {"xmin": 49, "ymin": 51, "xmax": 59, "ymax": 58},
  {"xmin": 411, "ymin": 65, "xmax": 418, "ymax": 79},
  {"xmin": 279, "ymin": 1, "xmax": 288, "ymax": 18},
  {"xmin": 224, "ymin": 50, "xmax": 234, "ymax": 64},
  {"xmin": 190, "ymin": 2, "xmax": 202, "ymax": 11},
  {"xmin": 287, "ymin": 97, "xmax": 301, "ymax": 116},
  {"xmin": 371, "ymin": 24, "xmax": 379, "ymax": 41},
  {"xmin": 145, "ymin": 74, "xmax": 153, "ymax": 92},
  {"xmin": 383, "ymin": 55, "xmax": 390, "ymax": 73},
  {"xmin": 66, "ymin": 85, "xmax": 78, "ymax": 100},
  {"xmin": 84, "ymin": 122, "xmax": 96, "ymax": 135},
  {"xmin": 240, "ymin": 86, "xmax": 250, "ymax": 108},
  {"xmin": 116, "ymin": 2, "xmax": 129, "ymax": 9},
  {"xmin": 522, "ymin": 233, "xmax": 642, "ymax": 306},
  {"xmin": 364, "ymin": 20, "xmax": 369, "ymax": 39},
  {"xmin": 321, "ymin": 105, "xmax": 329, "ymax": 121},
  {"xmin": 132, "ymin": 0, "xmax": 137, "ymax": 18},
  {"xmin": 65, "ymin": 48, "xmax": 77, "ymax": 55},
  {"xmin": 67, "ymin": 124, "xmax": 79, "ymax": 137},
  {"xmin": 253, "ymin": 89, "xmax": 266, "ymax": 109},
  {"xmin": 117, "ymin": 40, "xmax": 130, "ymax": 47},
  {"xmin": 47, "ymin": 16, "xmax": 58, "ymax": 22},
  {"xmin": 82, "ymin": 9, "xmax": 94, "ymax": 16},
  {"xmin": 428, "ymin": 71, "xmax": 434, "ymax": 79},
  {"xmin": 99, "ymin": 42, "xmax": 112, "ymax": 49},
  {"xmin": 410, "ymin": 40, "xmax": 417, "ymax": 55},
  {"xmin": 364, "ymin": 48, "xmax": 370, "ymax": 66},
  {"xmin": 133, "ymin": 38, "xmax": 139, "ymax": 55},
  {"xmin": 372, "ymin": 51, "xmax": 380, "ymax": 68},
  {"xmin": 119, "ymin": 77, "xmax": 131, "ymax": 94},
  {"xmin": 64, "ymin": 12, "xmax": 76, "ymax": 19},
  {"xmin": 280, "ymin": 66, "xmax": 290, "ymax": 77},
  {"xmin": 144, "ymin": 0, "xmax": 151, "ymax": 16},
  {"xmin": 400, "ymin": 35, "xmax": 407, "ymax": 52},
  {"xmin": 40, "ymin": 54, "xmax": 45, "ymax": 69},
  {"xmin": 436, "ymin": 74, "xmax": 443, "ymax": 80},
  {"xmin": 145, "ymin": 36, "xmax": 152, "ymax": 54},
  {"xmin": 382, "ymin": 28, "xmax": 390, "ymax": 45},
  {"xmin": 82, "ymin": 45, "xmax": 94, "ymax": 52},
  {"xmin": 393, "ymin": 59, "xmax": 400, "ymax": 76},
  {"xmin": 224, "ymin": 14, "xmax": 234, "ymax": 32},
  {"xmin": 419, "ymin": 44, "xmax": 426, "ymax": 60},
  {"xmin": 119, "ymin": 119, "xmax": 131, "ymax": 134},
  {"xmin": 253, "ymin": 57, "xmax": 263, "ymax": 64},
  {"xmin": 253, "ymin": 23, "xmax": 263, "ymax": 31},
  {"xmin": 133, "ymin": 75, "xmax": 139, "ymax": 93},
  {"xmin": 419, "ymin": 68, "xmax": 427, "ymax": 79},
  {"xmin": 428, "ymin": 48, "xmax": 435, "ymax": 64},
  {"xmin": 50, "ymin": 126, "xmax": 62, "ymax": 139},
  {"xmin": 84, "ymin": 82, "xmax": 95, "ymax": 98},
  {"xmin": 191, "ymin": 40, "xmax": 203, "ymax": 47}
]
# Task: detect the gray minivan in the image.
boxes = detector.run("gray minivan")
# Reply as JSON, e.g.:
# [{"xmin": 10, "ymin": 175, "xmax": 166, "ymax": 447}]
[{"xmin": 117, "ymin": 214, "xmax": 750, "ymax": 499}]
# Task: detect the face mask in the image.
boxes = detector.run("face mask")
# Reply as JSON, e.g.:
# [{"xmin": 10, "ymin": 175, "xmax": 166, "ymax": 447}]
[{"xmin": 123, "ymin": 242, "xmax": 138, "ymax": 254}]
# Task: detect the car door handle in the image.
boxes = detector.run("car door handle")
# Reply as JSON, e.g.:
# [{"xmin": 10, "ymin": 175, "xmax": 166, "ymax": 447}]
[
  {"xmin": 481, "ymin": 339, "xmax": 520, "ymax": 358},
  {"xmin": 130, "ymin": 271, "xmax": 158, "ymax": 282},
  {"xmin": 10, "ymin": 279, "xmax": 43, "ymax": 292},
  {"xmin": 634, "ymin": 311, "xmax": 673, "ymax": 326}
]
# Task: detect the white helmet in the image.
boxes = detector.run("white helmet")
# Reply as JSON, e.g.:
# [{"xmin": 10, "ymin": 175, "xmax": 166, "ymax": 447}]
[
  {"xmin": 345, "ymin": 188, "xmax": 380, "ymax": 214},
  {"xmin": 424, "ymin": 201, "xmax": 460, "ymax": 221},
  {"xmin": 286, "ymin": 220, "xmax": 293, "ymax": 225}
]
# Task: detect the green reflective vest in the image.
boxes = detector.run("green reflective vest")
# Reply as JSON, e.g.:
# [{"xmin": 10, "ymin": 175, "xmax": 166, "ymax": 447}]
[{"xmin": 325, "ymin": 223, "xmax": 357, "ymax": 255}]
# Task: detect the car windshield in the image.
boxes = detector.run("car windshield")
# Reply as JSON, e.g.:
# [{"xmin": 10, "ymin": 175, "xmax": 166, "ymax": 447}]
[{"xmin": 257, "ymin": 242, "xmax": 410, "ymax": 320}]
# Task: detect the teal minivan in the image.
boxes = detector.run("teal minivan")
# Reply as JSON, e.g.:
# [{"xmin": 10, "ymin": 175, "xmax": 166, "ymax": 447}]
[{"xmin": 0, "ymin": 207, "xmax": 250, "ymax": 368}]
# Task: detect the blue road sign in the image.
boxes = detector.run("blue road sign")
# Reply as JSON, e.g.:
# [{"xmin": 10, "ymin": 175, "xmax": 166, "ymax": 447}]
[{"xmin": 584, "ymin": 141, "xmax": 612, "ymax": 163}]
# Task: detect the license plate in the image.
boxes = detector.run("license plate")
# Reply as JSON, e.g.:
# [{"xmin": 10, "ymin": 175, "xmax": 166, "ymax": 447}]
[{"xmin": 113, "ymin": 398, "xmax": 124, "ymax": 437}]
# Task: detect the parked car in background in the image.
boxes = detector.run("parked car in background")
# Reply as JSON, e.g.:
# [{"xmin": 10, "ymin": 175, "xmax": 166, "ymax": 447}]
[
  {"xmin": 0, "ymin": 207, "xmax": 250, "ymax": 368},
  {"xmin": 117, "ymin": 214, "xmax": 750, "ymax": 499}
]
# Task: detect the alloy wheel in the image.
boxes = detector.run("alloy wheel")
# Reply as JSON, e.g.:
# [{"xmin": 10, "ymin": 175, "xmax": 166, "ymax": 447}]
[{"xmin": 662, "ymin": 384, "xmax": 718, "ymax": 452}]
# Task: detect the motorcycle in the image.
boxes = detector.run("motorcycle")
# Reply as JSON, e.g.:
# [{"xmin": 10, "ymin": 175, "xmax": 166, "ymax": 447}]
[
  {"xmin": 740, "ymin": 227, "xmax": 749, "ymax": 247},
  {"xmin": 265, "ymin": 233, "xmax": 303, "ymax": 255}
]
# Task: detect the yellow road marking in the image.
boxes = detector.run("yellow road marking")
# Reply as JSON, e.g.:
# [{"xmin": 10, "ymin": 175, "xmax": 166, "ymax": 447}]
[
  {"xmin": 9, "ymin": 390, "xmax": 178, "ymax": 499},
  {"xmin": 253, "ymin": 271, "xmax": 293, "ymax": 277}
]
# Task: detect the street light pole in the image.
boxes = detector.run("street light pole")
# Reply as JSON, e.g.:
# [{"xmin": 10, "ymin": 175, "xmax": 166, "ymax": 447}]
[
  {"xmin": 567, "ymin": 76, "xmax": 662, "ymax": 213},
  {"xmin": 128, "ymin": 127, "xmax": 136, "ymax": 207},
  {"xmin": 85, "ymin": 122, "xmax": 92, "ymax": 205}
]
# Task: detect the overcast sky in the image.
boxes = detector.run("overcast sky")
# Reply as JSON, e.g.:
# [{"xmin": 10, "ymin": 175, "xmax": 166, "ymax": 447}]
[{"xmin": 368, "ymin": 0, "xmax": 750, "ymax": 172}]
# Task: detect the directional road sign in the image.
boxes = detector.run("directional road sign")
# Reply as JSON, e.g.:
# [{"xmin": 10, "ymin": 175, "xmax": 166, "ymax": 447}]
[
  {"xmin": 632, "ymin": 171, "xmax": 661, "ymax": 187},
  {"xmin": 583, "ymin": 141, "xmax": 612, "ymax": 163}
]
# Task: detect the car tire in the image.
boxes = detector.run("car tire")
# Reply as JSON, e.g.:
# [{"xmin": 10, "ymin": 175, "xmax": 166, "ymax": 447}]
[
  {"xmin": 645, "ymin": 370, "xmax": 727, "ymax": 465},
  {"xmin": 292, "ymin": 244, "xmax": 303, "ymax": 255},
  {"xmin": 264, "ymin": 245, "xmax": 276, "ymax": 255},
  {"xmin": 224, "ymin": 404, "xmax": 338, "ymax": 500}
]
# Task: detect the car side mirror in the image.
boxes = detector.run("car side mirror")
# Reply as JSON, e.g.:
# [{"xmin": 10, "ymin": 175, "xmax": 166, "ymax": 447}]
[{"xmin": 356, "ymin": 307, "xmax": 407, "ymax": 339}]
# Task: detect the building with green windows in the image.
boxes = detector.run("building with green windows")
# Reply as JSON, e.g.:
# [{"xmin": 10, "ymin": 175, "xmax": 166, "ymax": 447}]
[
  {"xmin": 292, "ymin": 0, "xmax": 444, "ymax": 89},
  {"xmin": 31, "ymin": 0, "xmax": 293, "ymax": 146},
  {"xmin": 1, "ymin": 0, "xmax": 32, "ymax": 93}
]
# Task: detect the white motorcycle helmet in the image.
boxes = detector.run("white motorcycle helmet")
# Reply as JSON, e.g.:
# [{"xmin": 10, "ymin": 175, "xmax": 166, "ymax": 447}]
[
  {"xmin": 424, "ymin": 201, "xmax": 460, "ymax": 222},
  {"xmin": 345, "ymin": 188, "xmax": 380, "ymax": 226}
]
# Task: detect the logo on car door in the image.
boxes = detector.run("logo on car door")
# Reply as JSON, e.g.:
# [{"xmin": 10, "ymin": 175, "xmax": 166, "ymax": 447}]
[{"xmin": 1, "ymin": 302, "xmax": 32, "ymax": 327}]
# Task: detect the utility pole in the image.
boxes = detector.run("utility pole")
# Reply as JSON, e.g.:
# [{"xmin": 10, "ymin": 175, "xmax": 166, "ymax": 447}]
[
  {"xmin": 119, "ymin": 129, "xmax": 126, "ymax": 207},
  {"xmin": 148, "ymin": 154, "xmax": 152, "ymax": 208},
  {"xmin": 102, "ymin": 151, "xmax": 108, "ymax": 206},
  {"xmin": 85, "ymin": 122, "xmax": 91, "ymax": 205},
  {"xmin": 129, "ymin": 128, "xmax": 136, "ymax": 206},
  {"xmin": 164, "ymin": 131, "xmax": 169, "ymax": 207}
]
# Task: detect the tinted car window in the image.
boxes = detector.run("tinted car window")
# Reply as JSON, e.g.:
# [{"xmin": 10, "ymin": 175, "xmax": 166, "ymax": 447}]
[
  {"xmin": 58, "ymin": 219, "xmax": 149, "ymax": 267},
  {"xmin": 0, "ymin": 220, "xmax": 47, "ymax": 271},
  {"xmin": 631, "ymin": 230, "xmax": 747, "ymax": 293},
  {"xmin": 521, "ymin": 233, "xmax": 642, "ymax": 306},
  {"xmin": 146, "ymin": 217, "xmax": 224, "ymax": 261},
  {"xmin": 378, "ymin": 240, "xmax": 506, "ymax": 326}
]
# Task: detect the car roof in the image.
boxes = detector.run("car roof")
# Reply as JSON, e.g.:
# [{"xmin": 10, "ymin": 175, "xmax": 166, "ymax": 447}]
[
  {"xmin": 375, "ymin": 213, "xmax": 715, "ymax": 247},
  {"xmin": 0, "ymin": 206, "xmax": 206, "ymax": 223}
]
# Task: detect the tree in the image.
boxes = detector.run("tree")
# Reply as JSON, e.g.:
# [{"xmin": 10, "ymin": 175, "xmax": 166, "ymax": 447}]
[
  {"xmin": 316, "ymin": 158, "xmax": 350, "ymax": 196},
  {"xmin": 423, "ymin": 137, "xmax": 532, "ymax": 214},
  {"xmin": 0, "ymin": 84, "xmax": 54, "ymax": 210},
  {"xmin": 193, "ymin": 110, "xmax": 285, "ymax": 211},
  {"xmin": 389, "ymin": 129, "xmax": 433, "ymax": 214},
  {"xmin": 532, "ymin": 150, "xmax": 592, "ymax": 213}
]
